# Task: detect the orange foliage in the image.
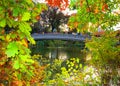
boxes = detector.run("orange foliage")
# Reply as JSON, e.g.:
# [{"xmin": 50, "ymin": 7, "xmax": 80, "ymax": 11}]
[
  {"xmin": 86, "ymin": 7, "xmax": 91, "ymax": 12},
  {"xmin": 10, "ymin": 80, "xmax": 23, "ymax": 86},
  {"xmin": 46, "ymin": 0, "xmax": 69, "ymax": 10},
  {"xmin": 29, "ymin": 62, "xmax": 46, "ymax": 86},
  {"xmin": 22, "ymin": 38, "xmax": 28, "ymax": 48},
  {"xmin": 35, "ymin": 15, "xmax": 40, "ymax": 20},
  {"xmin": 0, "ymin": 61, "xmax": 12, "ymax": 85},
  {"xmin": 94, "ymin": 7, "xmax": 99, "ymax": 14},
  {"xmin": 94, "ymin": 30, "xmax": 105, "ymax": 37},
  {"xmin": 102, "ymin": 3, "xmax": 108, "ymax": 12},
  {"xmin": 74, "ymin": 22, "xmax": 79, "ymax": 28},
  {"xmin": 1, "ymin": 30, "xmax": 5, "ymax": 34},
  {"xmin": 80, "ymin": 1, "xmax": 83, "ymax": 7}
]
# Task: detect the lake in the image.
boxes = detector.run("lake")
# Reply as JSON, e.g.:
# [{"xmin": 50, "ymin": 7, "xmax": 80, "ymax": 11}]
[{"xmin": 30, "ymin": 40, "xmax": 86, "ymax": 63}]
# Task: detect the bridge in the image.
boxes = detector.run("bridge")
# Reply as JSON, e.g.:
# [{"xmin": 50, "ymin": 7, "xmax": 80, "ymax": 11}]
[{"xmin": 31, "ymin": 33, "xmax": 90, "ymax": 41}]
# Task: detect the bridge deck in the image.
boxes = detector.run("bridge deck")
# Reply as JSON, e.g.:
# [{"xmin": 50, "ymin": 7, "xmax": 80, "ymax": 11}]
[{"xmin": 31, "ymin": 33, "xmax": 90, "ymax": 41}]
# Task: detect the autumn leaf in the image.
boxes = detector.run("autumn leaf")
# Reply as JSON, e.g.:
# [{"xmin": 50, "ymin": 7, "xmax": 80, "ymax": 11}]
[
  {"xmin": 80, "ymin": 0, "xmax": 83, "ymax": 7},
  {"xmin": 22, "ymin": 39, "xmax": 28, "ymax": 48},
  {"xmin": 86, "ymin": 7, "xmax": 91, "ymax": 12},
  {"xmin": 102, "ymin": 3, "xmax": 108, "ymax": 12},
  {"xmin": 74, "ymin": 22, "xmax": 79, "ymax": 28},
  {"xmin": 46, "ymin": 0, "xmax": 69, "ymax": 10},
  {"xmin": 94, "ymin": 7, "xmax": 99, "ymax": 14},
  {"xmin": 35, "ymin": 15, "xmax": 40, "ymax": 20}
]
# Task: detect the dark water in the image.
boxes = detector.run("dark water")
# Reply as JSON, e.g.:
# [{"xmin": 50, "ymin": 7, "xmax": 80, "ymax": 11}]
[
  {"xmin": 39, "ymin": 47, "xmax": 85, "ymax": 60},
  {"xmin": 30, "ymin": 40, "xmax": 86, "ymax": 62}
]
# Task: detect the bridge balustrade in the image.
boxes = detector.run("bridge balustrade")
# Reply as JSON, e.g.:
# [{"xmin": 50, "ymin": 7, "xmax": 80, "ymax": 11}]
[{"xmin": 31, "ymin": 33, "xmax": 90, "ymax": 41}]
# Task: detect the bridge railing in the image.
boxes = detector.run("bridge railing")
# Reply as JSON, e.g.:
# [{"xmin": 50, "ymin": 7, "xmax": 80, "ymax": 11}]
[{"xmin": 31, "ymin": 33, "xmax": 91, "ymax": 41}]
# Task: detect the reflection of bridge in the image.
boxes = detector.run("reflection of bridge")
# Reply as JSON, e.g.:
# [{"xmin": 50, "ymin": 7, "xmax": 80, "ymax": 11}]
[{"xmin": 31, "ymin": 33, "xmax": 90, "ymax": 41}]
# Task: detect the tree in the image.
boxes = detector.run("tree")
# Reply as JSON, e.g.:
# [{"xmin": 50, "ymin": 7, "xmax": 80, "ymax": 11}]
[
  {"xmin": 68, "ymin": 0, "xmax": 120, "ymax": 32},
  {"xmin": 0, "ymin": 0, "xmax": 70, "ymax": 85},
  {"xmin": 86, "ymin": 32, "xmax": 120, "ymax": 85},
  {"xmin": 0, "ymin": 0, "xmax": 120, "ymax": 85},
  {"xmin": 32, "ymin": 5, "xmax": 69, "ymax": 33},
  {"xmin": 0, "ymin": 0, "xmax": 47, "ymax": 85},
  {"xmin": 68, "ymin": 0, "xmax": 120, "ymax": 85}
]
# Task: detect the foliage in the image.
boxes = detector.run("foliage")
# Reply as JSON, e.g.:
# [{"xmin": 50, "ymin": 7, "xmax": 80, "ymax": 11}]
[
  {"xmin": 46, "ymin": 0, "xmax": 69, "ymax": 10},
  {"xmin": 0, "ymin": 0, "xmax": 120, "ymax": 85},
  {"xmin": 68, "ymin": 0, "xmax": 120, "ymax": 85},
  {"xmin": 0, "ymin": 0, "xmax": 47, "ymax": 85},
  {"xmin": 32, "ymin": 6, "xmax": 69, "ymax": 33},
  {"xmin": 29, "ymin": 56, "xmax": 46, "ymax": 86},
  {"xmin": 68, "ymin": 0, "xmax": 120, "ymax": 32},
  {"xmin": 86, "ymin": 31, "xmax": 120, "ymax": 85},
  {"xmin": 43, "ymin": 58, "xmax": 101, "ymax": 86}
]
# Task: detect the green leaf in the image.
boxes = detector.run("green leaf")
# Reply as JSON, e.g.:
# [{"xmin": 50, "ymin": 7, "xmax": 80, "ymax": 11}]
[
  {"xmin": 27, "ymin": 70, "xmax": 34, "ymax": 77},
  {"xmin": 25, "ymin": 0, "xmax": 33, "ymax": 4},
  {"xmin": 76, "ymin": 65, "xmax": 79, "ymax": 69},
  {"xmin": 28, "ymin": 37, "xmax": 35, "ymax": 44},
  {"xmin": 57, "ymin": 79, "xmax": 65, "ymax": 86},
  {"xmin": 0, "ymin": 19, "xmax": 6, "ymax": 27},
  {"xmin": 19, "ymin": 55, "xmax": 34, "ymax": 64},
  {"xmin": 11, "ymin": 33, "xmax": 17, "ymax": 39},
  {"xmin": 19, "ymin": 55, "xmax": 28, "ymax": 61},
  {"xmin": 17, "ymin": 73, "xmax": 22, "ymax": 80},
  {"xmin": 0, "ymin": 35, "xmax": 5, "ymax": 40},
  {"xmin": 25, "ymin": 59, "xmax": 34, "ymax": 63},
  {"xmin": 19, "ymin": 22, "xmax": 31, "ymax": 33},
  {"xmin": 76, "ymin": 58, "xmax": 79, "ymax": 63},
  {"xmin": 13, "ymin": 60, "xmax": 20, "ymax": 69},
  {"xmin": 21, "ymin": 12, "xmax": 31, "ymax": 21},
  {"xmin": 7, "ymin": 18, "xmax": 14, "ymax": 28},
  {"xmin": 13, "ymin": 7, "xmax": 19, "ymax": 17},
  {"xmin": 20, "ymin": 64, "xmax": 27, "ymax": 72},
  {"xmin": 79, "ymin": 64, "xmax": 82, "ymax": 68},
  {"xmin": 0, "ymin": 7, "xmax": 4, "ymax": 11},
  {"xmin": 18, "ymin": 22, "xmax": 35, "ymax": 44},
  {"xmin": 5, "ymin": 42, "xmax": 19, "ymax": 57}
]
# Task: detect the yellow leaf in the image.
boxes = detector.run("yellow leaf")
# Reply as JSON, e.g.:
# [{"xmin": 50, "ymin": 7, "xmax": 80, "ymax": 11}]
[
  {"xmin": 22, "ymin": 39, "xmax": 28, "ymax": 48},
  {"xmin": 5, "ymin": 35, "xmax": 11, "ymax": 42}
]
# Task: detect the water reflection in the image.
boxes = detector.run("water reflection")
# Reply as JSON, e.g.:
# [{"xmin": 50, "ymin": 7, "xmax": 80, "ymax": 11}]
[
  {"xmin": 48, "ymin": 48, "xmax": 68, "ymax": 60},
  {"xmin": 40, "ymin": 47, "xmax": 84, "ymax": 60}
]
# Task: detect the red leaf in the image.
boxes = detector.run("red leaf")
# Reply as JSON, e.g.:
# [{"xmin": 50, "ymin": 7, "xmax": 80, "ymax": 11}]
[
  {"xmin": 102, "ymin": 3, "xmax": 108, "ymax": 12},
  {"xmin": 46, "ymin": 0, "xmax": 69, "ymax": 10}
]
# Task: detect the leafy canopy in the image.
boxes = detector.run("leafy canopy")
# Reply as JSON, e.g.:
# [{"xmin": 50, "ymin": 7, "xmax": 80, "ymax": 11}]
[
  {"xmin": 68, "ymin": 0, "xmax": 120, "ymax": 32},
  {"xmin": 0, "ymin": 0, "xmax": 47, "ymax": 85}
]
